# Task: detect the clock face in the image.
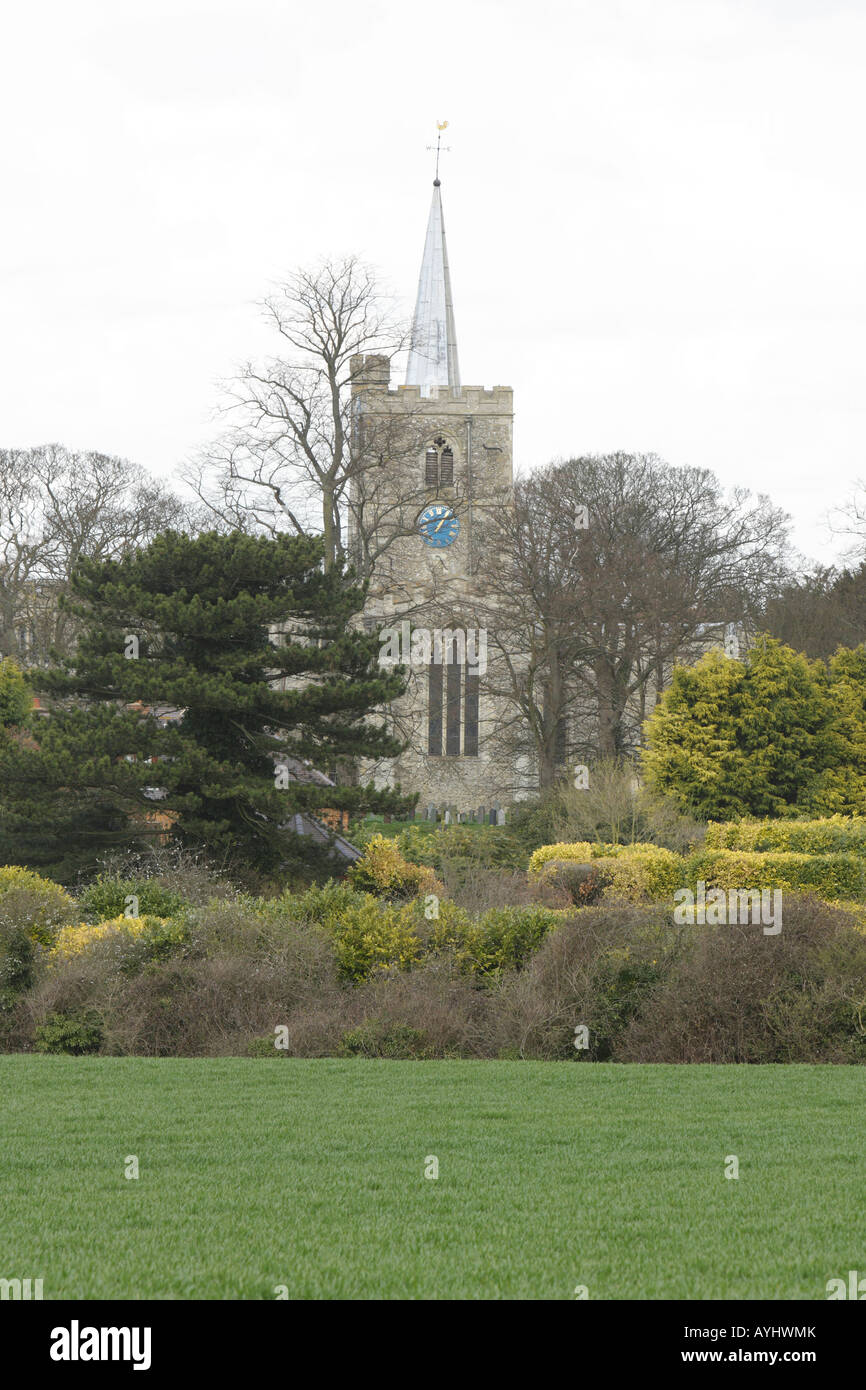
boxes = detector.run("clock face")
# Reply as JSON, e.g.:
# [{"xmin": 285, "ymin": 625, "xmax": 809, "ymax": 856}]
[{"xmin": 418, "ymin": 504, "xmax": 460, "ymax": 548}]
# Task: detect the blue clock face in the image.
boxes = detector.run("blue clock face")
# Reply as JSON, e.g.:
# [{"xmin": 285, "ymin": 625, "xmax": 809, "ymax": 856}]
[{"xmin": 418, "ymin": 504, "xmax": 460, "ymax": 548}]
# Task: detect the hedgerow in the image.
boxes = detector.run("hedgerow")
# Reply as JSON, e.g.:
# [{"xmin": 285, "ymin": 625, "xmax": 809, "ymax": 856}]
[
  {"xmin": 704, "ymin": 815, "xmax": 866, "ymax": 855},
  {"xmin": 686, "ymin": 849, "xmax": 866, "ymax": 901}
]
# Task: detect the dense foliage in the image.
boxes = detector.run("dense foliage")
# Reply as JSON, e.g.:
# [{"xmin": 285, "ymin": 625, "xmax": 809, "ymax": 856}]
[
  {"xmin": 0, "ymin": 530, "xmax": 412, "ymax": 877},
  {"xmin": 3, "ymin": 813, "xmax": 866, "ymax": 1062},
  {"xmin": 642, "ymin": 637, "xmax": 866, "ymax": 819}
]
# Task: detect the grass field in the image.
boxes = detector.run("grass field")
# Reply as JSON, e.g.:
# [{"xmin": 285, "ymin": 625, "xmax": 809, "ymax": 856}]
[{"xmin": 1, "ymin": 1056, "xmax": 864, "ymax": 1299}]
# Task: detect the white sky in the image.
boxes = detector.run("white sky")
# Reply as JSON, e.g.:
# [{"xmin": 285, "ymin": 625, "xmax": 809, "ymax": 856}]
[{"xmin": 2, "ymin": 0, "xmax": 864, "ymax": 566}]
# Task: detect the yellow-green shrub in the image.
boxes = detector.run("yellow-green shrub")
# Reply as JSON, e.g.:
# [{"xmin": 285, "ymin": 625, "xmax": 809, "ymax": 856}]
[
  {"xmin": 0, "ymin": 865, "xmax": 77, "ymax": 946},
  {"xmin": 50, "ymin": 915, "xmax": 168, "ymax": 963},
  {"xmin": 325, "ymin": 898, "xmax": 422, "ymax": 982},
  {"xmin": 705, "ymin": 815, "xmax": 866, "ymax": 855},
  {"xmin": 528, "ymin": 842, "xmax": 611, "ymax": 877},
  {"xmin": 427, "ymin": 901, "xmax": 561, "ymax": 975},
  {"xmin": 595, "ymin": 845, "xmax": 684, "ymax": 902},
  {"xmin": 528, "ymin": 842, "xmax": 682, "ymax": 902},
  {"xmin": 348, "ymin": 835, "xmax": 441, "ymax": 900},
  {"xmin": 687, "ymin": 849, "xmax": 866, "ymax": 901}
]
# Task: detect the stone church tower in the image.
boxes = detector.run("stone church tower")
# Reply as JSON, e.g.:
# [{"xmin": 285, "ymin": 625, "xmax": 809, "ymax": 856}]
[{"xmin": 349, "ymin": 177, "xmax": 525, "ymax": 813}]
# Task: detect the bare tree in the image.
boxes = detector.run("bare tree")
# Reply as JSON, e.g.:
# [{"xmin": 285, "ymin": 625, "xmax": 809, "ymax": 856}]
[
  {"xmin": 0, "ymin": 444, "xmax": 189, "ymax": 663},
  {"xmin": 760, "ymin": 562, "xmax": 866, "ymax": 658},
  {"xmin": 471, "ymin": 453, "xmax": 790, "ymax": 788},
  {"xmin": 829, "ymin": 481, "xmax": 866, "ymax": 564},
  {"xmin": 187, "ymin": 257, "xmax": 445, "ymax": 581}
]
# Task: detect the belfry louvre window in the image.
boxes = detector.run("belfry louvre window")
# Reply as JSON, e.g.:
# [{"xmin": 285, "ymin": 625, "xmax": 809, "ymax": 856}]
[{"xmin": 424, "ymin": 438, "xmax": 454, "ymax": 488}]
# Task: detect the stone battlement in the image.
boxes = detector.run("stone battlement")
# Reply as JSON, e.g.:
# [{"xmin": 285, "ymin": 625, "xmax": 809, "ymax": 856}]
[
  {"xmin": 392, "ymin": 383, "xmax": 512, "ymax": 410},
  {"xmin": 350, "ymin": 355, "xmax": 511, "ymax": 411}
]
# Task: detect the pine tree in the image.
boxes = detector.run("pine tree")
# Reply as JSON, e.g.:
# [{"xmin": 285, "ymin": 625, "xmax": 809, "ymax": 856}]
[{"xmin": 0, "ymin": 530, "xmax": 411, "ymax": 876}]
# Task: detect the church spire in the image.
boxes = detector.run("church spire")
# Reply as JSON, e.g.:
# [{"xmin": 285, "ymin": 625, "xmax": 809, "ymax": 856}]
[{"xmin": 405, "ymin": 178, "xmax": 461, "ymax": 390}]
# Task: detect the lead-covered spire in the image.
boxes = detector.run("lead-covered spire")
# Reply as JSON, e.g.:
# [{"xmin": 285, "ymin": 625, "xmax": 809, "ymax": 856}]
[{"xmin": 405, "ymin": 179, "xmax": 461, "ymax": 389}]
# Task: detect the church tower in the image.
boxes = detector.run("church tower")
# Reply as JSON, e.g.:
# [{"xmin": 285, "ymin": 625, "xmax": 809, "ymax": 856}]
[{"xmin": 350, "ymin": 175, "xmax": 518, "ymax": 812}]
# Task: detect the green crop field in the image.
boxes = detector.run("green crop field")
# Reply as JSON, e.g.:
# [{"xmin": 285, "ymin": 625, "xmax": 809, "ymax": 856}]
[{"xmin": 1, "ymin": 1057, "xmax": 864, "ymax": 1299}]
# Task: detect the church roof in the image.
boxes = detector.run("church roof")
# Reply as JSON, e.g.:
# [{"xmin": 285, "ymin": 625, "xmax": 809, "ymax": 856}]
[{"xmin": 405, "ymin": 180, "xmax": 461, "ymax": 390}]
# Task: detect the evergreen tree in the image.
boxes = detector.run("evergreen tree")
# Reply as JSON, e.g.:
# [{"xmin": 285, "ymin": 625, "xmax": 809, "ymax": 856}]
[
  {"xmin": 0, "ymin": 530, "xmax": 411, "ymax": 876},
  {"xmin": 641, "ymin": 636, "xmax": 866, "ymax": 819},
  {"xmin": 0, "ymin": 659, "xmax": 31, "ymax": 727}
]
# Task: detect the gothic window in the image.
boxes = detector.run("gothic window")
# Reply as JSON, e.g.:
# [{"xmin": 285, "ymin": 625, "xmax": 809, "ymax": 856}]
[
  {"xmin": 464, "ymin": 668, "xmax": 479, "ymax": 757},
  {"xmin": 428, "ymin": 658, "xmax": 443, "ymax": 756},
  {"xmin": 428, "ymin": 642, "xmax": 481, "ymax": 758},
  {"xmin": 445, "ymin": 658, "xmax": 461, "ymax": 756},
  {"xmin": 424, "ymin": 437, "xmax": 455, "ymax": 488}
]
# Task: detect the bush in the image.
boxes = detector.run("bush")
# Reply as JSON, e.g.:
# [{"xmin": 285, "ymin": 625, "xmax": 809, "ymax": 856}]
[
  {"xmin": 34, "ymin": 1011, "xmax": 103, "ymax": 1055},
  {"xmin": 85, "ymin": 844, "xmax": 237, "ymax": 906},
  {"xmin": 262, "ymin": 883, "xmax": 562, "ymax": 983},
  {"xmin": 687, "ymin": 848, "xmax": 866, "ymax": 901},
  {"xmin": 528, "ymin": 841, "xmax": 603, "ymax": 876},
  {"xmin": 398, "ymin": 823, "xmax": 528, "ymax": 871},
  {"xmin": 328, "ymin": 899, "xmax": 422, "ymax": 982},
  {"xmin": 443, "ymin": 865, "xmax": 558, "ymax": 914},
  {"xmin": 528, "ymin": 842, "xmax": 683, "ymax": 902},
  {"xmin": 704, "ymin": 815, "xmax": 866, "ymax": 855},
  {"xmin": 347, "ymin": 834, "xmax": 441, "ymax": 901},
  {"xmin": 496, "ymin": 903, "xmax": 679, "ymax": 1059},
  {"xmin": 257, "ymin": 881, "xmax": 422, "ymax": 982},
  {"xmin": 508, "ymin": 764, "xmax": 704, "ymax": 856},
  {"xmin": 0, "ymin": 923, "xmax": 35, "ymax": 995},
  {"xmin": 339, "ymin": 1019, "xmax": 430, "ymax": 1059},
  {"xmin": 429, "ymin": 902, "xmax": 562, "ymax": 976},
  {"xmin": 51, "ymin": 915, "xmax": 170, "ymax": 962},
  {"xmin": 344, "ymin": 960, "xmax": 495, "ymax": 1059},
  {"xmin": 79, "ymin": 875, "xmax": 188, "ymax": 923},
  {"xmin": 185, "ymin": 898, "xmax": 309, "ymax": 959},
  {"xmin": 0, "ymin": 866, "xmax": 77, "ymax": 945},
  {"xmin": 0, "ymin": 658, "xmax": 31, "ymax": 727},
  {"xmin": 97, "ymin": 950, "xmax": 340, "ymax": 1058},
  {"xmin": 535, "ymin": 863, "xmax": 611, "ymax": 907},
  {"xmin": 618, "ymin": 896, "xmax": 866, "ymax": 1063}
]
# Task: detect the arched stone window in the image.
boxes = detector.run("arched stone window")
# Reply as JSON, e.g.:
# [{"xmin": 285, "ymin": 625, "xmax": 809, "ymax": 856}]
[{"xmin": 424, "ymin": 437, "xmax": 455, "ymax": 488}]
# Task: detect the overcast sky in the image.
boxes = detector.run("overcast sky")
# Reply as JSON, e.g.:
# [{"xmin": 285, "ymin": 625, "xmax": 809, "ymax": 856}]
[{"xmin": 2, "ymin": 0, "xmax": 864, "ymax": 564}]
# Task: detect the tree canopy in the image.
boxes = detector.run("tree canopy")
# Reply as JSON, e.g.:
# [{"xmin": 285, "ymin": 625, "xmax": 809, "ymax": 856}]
[
  {"xmin": 0, "ymin": 530, "xmax": 411, "ymax": 878},
  {"xmin": 642, "ymin": 636, "xmax": 866, "ymax": 819}
]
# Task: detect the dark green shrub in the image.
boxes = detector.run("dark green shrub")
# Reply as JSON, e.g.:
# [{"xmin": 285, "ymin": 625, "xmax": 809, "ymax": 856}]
[
  {"xmin": 79, "ymin": 875, "xmax": 187, "ymax": 923},
  {"xmin": 247, "ymin": 1034, "xmax": 285, "ymax": 1057},
  {"xmin": 339, "ymin": 1018, "xmax": 430, "ymax": 1059},
  {"xmin": 34, "ymin": 1011, "xmax": 103, "ymax": 1055},
  {"xmin": 0, "ymin": 923, "xmax": 35, "ymax": 994}
]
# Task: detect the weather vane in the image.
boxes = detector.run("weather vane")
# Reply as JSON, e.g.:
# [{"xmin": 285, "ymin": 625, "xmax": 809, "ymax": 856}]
[{"xmin": 426, "ymin": 120, "xmax": 451, "ymax": 182}]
